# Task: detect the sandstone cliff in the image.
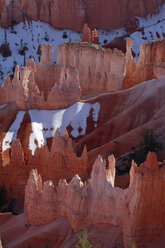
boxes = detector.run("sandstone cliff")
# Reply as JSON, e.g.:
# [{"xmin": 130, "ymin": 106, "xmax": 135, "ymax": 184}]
[
  {"xmin": 0, "ymin": 0, "xmax": 164, "ymax": 32},
  {"xmin": 124, "ymin": 38, "xmax": 165, "ymax": 89},
  {"xmin": 57, "ymin": 38, "xmax": 165, "ymax": 95},
  {"xmin": 0, "ymin": 44, "xmax": 81, "ymax": 110},
  {"xmin": 24, "ymin": 152, "xmax": 165, "ymax": 248},
  {"xmin": 57, "ymin": 43, "xmax": 125, "ymax": 96},
  {"xmin": 0, "ymin": 130, "xmax": 88, "ymax": 197},
  {"xmin": 1, "ymin": 38, "xmax": 165, "ymax": 103}
]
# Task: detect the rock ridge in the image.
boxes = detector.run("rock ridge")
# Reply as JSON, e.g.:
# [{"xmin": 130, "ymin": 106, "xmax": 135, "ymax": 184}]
[{"xmin": 0, "ymin": 44, "xmax": 81, "ymax": 110}]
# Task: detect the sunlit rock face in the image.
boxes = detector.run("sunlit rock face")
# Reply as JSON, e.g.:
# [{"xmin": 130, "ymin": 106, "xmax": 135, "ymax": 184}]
[
  {"xmin": 0, "ymin": 130, "xmax": 88, "ymax": 197},
  {"xmin": 0, "ymin": 44, "xmax": 81, "ymax": 110},
  {"xmin": 57, "ymin": 43, "xmax": 125, "ymax": 96},
  {"xmin": 124, "ymin": 38, "xmax": 165, "ymax": 89},
  {"xmin": 24, "ymin": 152, "xmax": 165, "ymax": 248}
]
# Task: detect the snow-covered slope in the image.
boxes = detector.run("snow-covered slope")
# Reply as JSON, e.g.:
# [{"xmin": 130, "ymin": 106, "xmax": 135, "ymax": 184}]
[
  {"xmin": 0, "ymin": 3, "xmax": 165, "ymax": 84},
  {"xmin": 99, "ymin": 3, "xmax": 165, "ymax": 58},
  {"xmin": 130, "ymin": 3, "xmax": 165, "ymax": 57},
  {"xmin": 0, "ymin": 20, "xmax": 82, "ymax": 84},
  {"xmin": 2, "ymin": 111, "xmax": 25, "ymax": 152},
  {"xmin": 2, "ymin": 102, "xmax": 100, "ymax": 155}
]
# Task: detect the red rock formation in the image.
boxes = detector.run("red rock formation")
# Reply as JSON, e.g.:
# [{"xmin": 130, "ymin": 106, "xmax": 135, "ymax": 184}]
[
  {"xmin": 1, "ymin": 38, "xmax": 164, "ymax": 105},
  {"xmin": 57, "ymin": 43, "xmax": 125, "ymax": 96},
  {"xmin": 82, "ymin": 23, "xmax": 99, "ymax": 44},
  {"xmin": 103, "ymin": 37, "xmax": 127, "ymax": 54},
  {"xmin": 124, "ymin": 38, "xmax": 165, "ymax": 89},
  {"xmin": 24, "ymin": 152, "xmax": 165, "ymax": 248},
  {"xmin": 0, "ymin": 0, "xmax": 164, "ymax": 32},
  {"xmin": 0, "ymin": 0, "xmax": 5, "ymax": 14},
  {"xmin": 75, "ymin": 76, "xmax": 165, "ymax": 169},
  {"xmin": 82, "ymin": 0, "xmax": 165, "ymax": 31},
  {"xmin": 0, "ymin": 130, "xmax": 88, "ymax": 197},
  {"xmin": 91, "ymin": 29, "xmax": 99, "ymax": 44},
  {"xmin": 123, "ymin": 153, "xmax": 165, "ymax": 248},
  {"xmin": 0, "ymin": 0, "xmax": 86, "ymax": 31},
  {"xmin": 0, "ymin": 44, "xmax": 81, "ymax": 110},
  {"xmin": 82, "ymin": 23, "xmax": 92, "ymax": 43},
  {"xmin": 1, "ymin": 74, "xmax": 165, "ymax": 197}
]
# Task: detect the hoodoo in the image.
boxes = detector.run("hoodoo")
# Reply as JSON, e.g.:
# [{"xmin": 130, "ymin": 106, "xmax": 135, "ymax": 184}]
[{"xmin": 0, "ymin": 1, "xmax": 165, "ymax": 248}]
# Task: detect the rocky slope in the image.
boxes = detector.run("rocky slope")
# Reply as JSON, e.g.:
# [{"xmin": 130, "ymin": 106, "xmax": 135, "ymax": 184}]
[
  {"xmin": 0, "ymin": 213, "xmax": 123, "ymax": 248},
  {"xmin": 0, "ymin": 0, "xmax": 164, "ymax": 32},
  {"xmin": 16, "ymin": 152, "xmax": 165, "ymax": 248},
  {"xmin": 76, "ymin": 77, "xmax": 165, "ymax": 167}
]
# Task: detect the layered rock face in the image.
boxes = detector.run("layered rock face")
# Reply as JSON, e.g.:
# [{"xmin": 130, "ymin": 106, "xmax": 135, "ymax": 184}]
[
  {"xmin": 0, "ymin": 131, "xmax": 88, "ymax": 197},
  {"xmin": 123, "ymin": 153, "xmax": 165, "ymax": 248},
  {"xmin": 124, "ymin": 38, "xmax": 165, "ymax": 89},
  {"xmin": 57, "ymin": 43, "xmax": 125, "ymax": 95},
  {"xmin": 82, "ymin": 0, "xmax": 165, "ymax": 31},
  {"xmin": 76, "ymin": 76, "xmax": 165, "ymax": 169},
  {"xmin": 0, "ymin": 44, "xmax": 81, "ymax": 110},
  {"xmin": 0, "ymin": 0, "xmax": 86, "ymax": 31},
  {"xmin": 0, "ymin": 0, "xmax": 164, "ymax": 31},
  {"xmin": 25, "ymin": 152, "xmax": 165, "ymax": 248},
  {"xmin": 0, "ymin": 213, "xmax": 123, "ymax": 248},
  {"xmin": 0, "ymin": 0, "xmax": 5, "ymax": 14}
]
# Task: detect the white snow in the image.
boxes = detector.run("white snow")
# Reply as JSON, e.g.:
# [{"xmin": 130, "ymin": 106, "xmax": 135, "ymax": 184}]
[
  {"xmin": 0, "ymin": 20, "xmax": 82, "ymax": 84},
  {"xmin": 0, "ymin": 103, "xmax": 7, "ymax": 109},
  {"xmin": 98, "ymin": 28, "xmax": 126, "ymax": 45},
  {"xmin": 0, "ymin": 3, "xmax": 165, "ymax": 83},
  {"xmin": 98, "ymin": 3, "xmax": 165, "ymax": 59},
  {"xmin": 1, "ymin": 101, "xmax": 100, "ymax": 155},
  {"xmin": 2, "ymin": 111, "xmax": 25, "ymax": 152},
  {"xmin": 130, "ymin": 4, "xmax": 165, "ymax": 58},
  {"xmin": 137, "ymin": 3, "xmax": 165, "ymax": 27},
  {"xmin": 29, "ymin": 102, "xmax": 100, "ymax": 155}
]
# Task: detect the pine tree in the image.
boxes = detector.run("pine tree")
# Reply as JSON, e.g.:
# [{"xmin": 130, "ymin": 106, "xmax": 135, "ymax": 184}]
[{"xmin": 76, "ymin": 229, "xmax": 93, "ymax": 248}]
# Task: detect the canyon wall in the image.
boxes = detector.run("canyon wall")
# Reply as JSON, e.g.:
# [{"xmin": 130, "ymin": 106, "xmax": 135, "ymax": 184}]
[
  {"xmin": 0, "ymin": 0, "xmax": 164, "ymax": 31},
  {"xmin": 0, "ymin": 39, "xmax": 165, "ymax": 199},
  {"xmin": 124, "ymin": 38, "xmax": 165, "ymax": 89},
  {"xmin": 57, "ymin": 43, "xmax": 125, "ymax": 96},
  {"xmin": 0, "ymin": 44, "xmax": 81, "ymax": 110},
  {"xmin": 57, "ymin": 38, "xmax": 165, "ymax": 95},
  {"xmin": 24, "ymin": 152, "xmax": 165, "ymax": 248}
]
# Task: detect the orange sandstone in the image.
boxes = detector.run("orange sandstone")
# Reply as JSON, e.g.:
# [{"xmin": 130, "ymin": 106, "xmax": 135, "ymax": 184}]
[
  {"xmin": 24, "ymin": 152, "xmax": 165, "ymax": 248},
  {"xmin": 124, "ymin": 39, "xmax": 165, "ymax": 89}
]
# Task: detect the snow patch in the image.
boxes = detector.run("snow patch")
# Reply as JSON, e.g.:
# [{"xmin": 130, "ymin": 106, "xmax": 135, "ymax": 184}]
[
  {"xmin": 0, "ymin": 20, "xmax": 82, "ymax": 84},
  {"xmin": 99, "ymin": 3, "xmax": 165, "ymax": 59},
  {"xmin": 0, "ymin": 4, "xmax": 164, "ymax": 83},
  {"xmin": 2, "ymin": 111, "xmax": 25, "ymax": 152},
  {"xmin": 0, "ymin": 103, "xmax": 7, "ymax": 109},
  {"xmin": 29, "ymin": 102, "xmax": 100, "ymax": 155}
]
